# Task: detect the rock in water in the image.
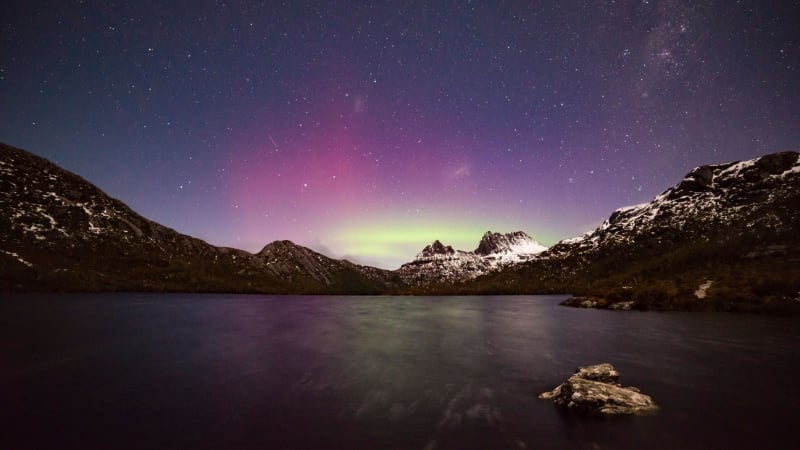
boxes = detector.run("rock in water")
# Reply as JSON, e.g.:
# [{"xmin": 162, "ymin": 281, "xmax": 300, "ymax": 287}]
[
  {"xmin": 573, "ymin": 363, "xmax": 620, "ymax": 383},
  {"xmin": 539, "ymin": 363, "xmax": 658, "ymax": 415}
]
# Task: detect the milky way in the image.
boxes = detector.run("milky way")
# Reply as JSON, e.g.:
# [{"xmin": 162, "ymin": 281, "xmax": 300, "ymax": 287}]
[{"xmin": 2, "ymin": 1, "xmax": 798, "ymax": 268}]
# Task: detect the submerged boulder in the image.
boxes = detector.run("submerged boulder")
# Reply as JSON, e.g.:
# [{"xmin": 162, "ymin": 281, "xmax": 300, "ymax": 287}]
[{"xmin": 539, "ymin": 363, "xmax": 658, "ymax": 415}]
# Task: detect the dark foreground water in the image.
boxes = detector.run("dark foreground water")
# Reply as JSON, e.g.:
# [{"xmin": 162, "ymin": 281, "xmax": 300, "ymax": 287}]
[{"xmin": 1, "ymin": 294, "xmax": 797, "ymax": 449}]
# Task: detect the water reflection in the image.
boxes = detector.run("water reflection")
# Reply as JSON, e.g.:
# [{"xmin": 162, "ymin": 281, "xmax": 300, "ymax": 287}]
[{"xmin": 0, "ymin": 294, "xmax": 797, "ymax": 449}]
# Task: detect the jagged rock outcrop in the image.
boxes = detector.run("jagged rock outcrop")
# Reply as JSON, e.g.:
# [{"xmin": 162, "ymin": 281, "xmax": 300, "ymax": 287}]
[
  {"xmin": 539, "ymin": 363, "xmax": 658, "ymax": 415},
  {"xmin": 419, "ymin": 240, "xmax": 456, "ymax": 258},
  {"xmin": 475, "ymin": 231, "xmax": 546, "ymax": 258},
  {"xmin": 397, "ymin": 231, "xmax": 548, "ymax": 286}
]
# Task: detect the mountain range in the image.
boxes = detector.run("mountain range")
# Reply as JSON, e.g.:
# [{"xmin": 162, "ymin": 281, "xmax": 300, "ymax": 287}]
[
  {"xmin": 397, "ymin": 231, "xmax": 546, "ymax": 286},
  {"xmin": 430, "ymin": 150, "xmax": 800, "ymax": 312},
  {"xmin": 2, "ymin": 142, "xmax": 798, "ymax": 311},
  {"xmin": 0, "ymin": 143, "xmax": 397, "ymax": 294}
]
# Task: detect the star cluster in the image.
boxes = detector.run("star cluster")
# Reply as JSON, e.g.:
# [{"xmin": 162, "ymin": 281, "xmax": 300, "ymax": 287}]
[{"xmin": 2, "ymin": 1, "xmax": 798, "ymax": 268}]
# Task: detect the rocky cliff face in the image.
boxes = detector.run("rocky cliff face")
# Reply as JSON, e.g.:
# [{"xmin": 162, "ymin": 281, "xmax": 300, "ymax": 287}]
[
  {"xmin": 475, "ymin": 231, "xmax": 548, "ymax": 263},
  {"xmin": 0, "ymin": 142, "xmax": 394, "ymax": 293},
  {"xmin": 397, "ymin": 231, "xmax": 547, "ymax": 286}
]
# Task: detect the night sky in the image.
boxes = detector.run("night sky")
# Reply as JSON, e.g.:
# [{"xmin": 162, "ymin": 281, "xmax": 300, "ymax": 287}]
[{"xmin": 2, "ymin": 1, "xmax": 798, "ymax": 268}]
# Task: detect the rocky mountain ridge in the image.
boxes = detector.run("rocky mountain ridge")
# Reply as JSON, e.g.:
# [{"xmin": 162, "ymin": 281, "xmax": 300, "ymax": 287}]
[
  {"xmin": 3, "ymin": 141, "xmax": 798, "ymax": 311},
  {"xmin": 0, "ymin": 142, "xmax": 395, "ymax": 293},
  {"xmin": 544, "ymin": 151, "xmax": 800, "ymax": 264},
  {"xmin": 449, "ymin": 151, "xmax": 800, "ymax": 311},
  {"xmin": 397, "ymin": 231, "xmax": 547, "ymax": 286}
]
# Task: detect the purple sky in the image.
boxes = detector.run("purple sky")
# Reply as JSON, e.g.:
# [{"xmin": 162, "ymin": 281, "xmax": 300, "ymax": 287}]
[{"xmin": 2, "ymin": 0, "xmax": 798, "ymax": 268}]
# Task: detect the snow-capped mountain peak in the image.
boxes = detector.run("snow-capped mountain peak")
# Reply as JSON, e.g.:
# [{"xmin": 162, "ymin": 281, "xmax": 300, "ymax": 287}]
[
  {"xmin": 398, "ymin": 230, "xmax": 549, "ymax": 285},
  {"xmin": 475, "ymin": 230, "xmax": 548, "ymax": 259}
]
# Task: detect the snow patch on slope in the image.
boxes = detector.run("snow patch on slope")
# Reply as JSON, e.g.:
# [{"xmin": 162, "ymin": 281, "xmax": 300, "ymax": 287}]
[
  {"xmin": 547, "ymin": 151, "xmax": 800, "ymax": 258},
  {"xmin": 1, "ymin": 249, "xmax": 33, "ymax": 267}
]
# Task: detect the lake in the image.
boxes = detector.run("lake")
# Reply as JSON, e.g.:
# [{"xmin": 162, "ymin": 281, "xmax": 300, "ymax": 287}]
[{"xmin": 1, "ymin": 294, "xmax": 797, "ymax": 449}]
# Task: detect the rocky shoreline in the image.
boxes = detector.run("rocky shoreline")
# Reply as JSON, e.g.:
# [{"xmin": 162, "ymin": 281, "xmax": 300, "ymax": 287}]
[
  {"xmin": 560, "ymin": 293, "xmax": 800, "ymax": 313},
  {"xmin": 560, "ymin": 296, "xmax": 636, "ymax": 310}
]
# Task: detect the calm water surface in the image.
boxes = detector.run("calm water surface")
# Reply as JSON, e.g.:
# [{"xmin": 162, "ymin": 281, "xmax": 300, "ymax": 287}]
[{"xmin": 1, "ymin": 294, "xmax": 797, "ymax": 449}]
